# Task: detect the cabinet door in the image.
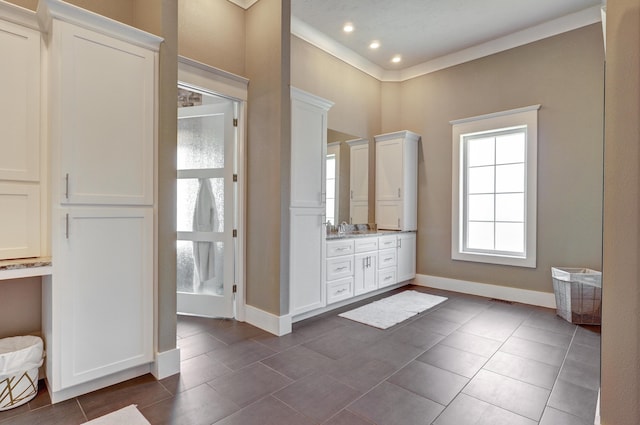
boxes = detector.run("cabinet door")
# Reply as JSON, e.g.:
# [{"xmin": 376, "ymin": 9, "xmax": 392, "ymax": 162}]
[
  {"xmin": 56, "ymin": 21, "xmax": 154, "ymax": 205},
  {"xmin": 350, "ymin": 202, "xmax": 368, "ymax": 224},
  {"xmin": 290, "ymin": 209, "xmax": 326, "ymax": 315},
  {"xmin": 0, "ymin": 183, "xmax": 40, "ymax": 259},
  {"xmin": 397, "ymin": 233, "xmax": 417, "ymax": 282},
  {"xmin": 291, "ymin": 96, "xmax": 327, "ymax": 208},
  {"xmin": 354, "ymin": 252, "xmax": 377, "ymax": 295},
  {"xmin": 350, "ymin": 144, "xmax": 368, "ymax": 201},
  {"xmin": 376, "ymin": 139, "xmax": 403, "ymax": 201},
  {"xmin": 56, "ymin": 207, "xmax": 153, "ymax": 389},
  {"xmin": 0, "ymin": 19, "xmax": 40, "ymax": 182},
  {"xmin": 376, "ymin": 201, "xmax": 402, "ymax": 230}
]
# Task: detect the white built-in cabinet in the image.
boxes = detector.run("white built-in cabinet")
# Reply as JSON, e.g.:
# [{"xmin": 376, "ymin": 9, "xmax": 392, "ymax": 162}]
[
  {"xmin": 375, "ymin": 131, "xmax": 420, "ymax": 231},
  {"xmin": 0, "ymin": 5, "xmax": 42, "ymax": 260},
  {"xmin": 397, "ymin": 232, "xmax": 417, "ymax": 282},
  {"xmin": 347, "ymin": 138, "xmax": 368, "ymax": 224},
  {"xmin": 290, "ymin": 88, "xmax": 333, "ymax": 316},
  {"xmin": 39, "ymin": 0, "xmax": 162, "ymax": 402},
  {"xmin": 354, "ymin": 237, "xmax": 377, "ymax": 295}
]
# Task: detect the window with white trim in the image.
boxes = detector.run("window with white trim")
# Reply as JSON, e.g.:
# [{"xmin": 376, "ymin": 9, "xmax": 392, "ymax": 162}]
[{"xmin": 451, "ymin": 105, "xmax": 539, "ymax": 268}]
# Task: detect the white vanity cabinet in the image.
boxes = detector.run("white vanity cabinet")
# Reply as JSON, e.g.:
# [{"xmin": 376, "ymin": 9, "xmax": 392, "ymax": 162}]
[
  {"xmin": 375, "ymin": 131, "xmax": 420, "ymax": 231},
  {"xmin": 397, "ymin": 232, "xmax": 417, "ymax": 282},
  {"xmin": 377, "ymin": 234, "xmax": 398, "ymax": 288},
  {"xmin": 290, "ymin": 88, "xmax": 333, "ymax": 316},
  {"xmin": 39, "ymin": 0, "xmax": 162, "ymax": 402},
  {"xmin": 347, "ymin": 138, "xmax": 369, "ymax": 224},
  {"xmin": 0, "ymin": 5, "xmax": 42, "ymax": 259}
]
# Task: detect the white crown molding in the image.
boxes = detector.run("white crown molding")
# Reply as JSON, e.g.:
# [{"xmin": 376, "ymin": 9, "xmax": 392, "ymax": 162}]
[
  {"xmin": 0, "ymin": 1, "xmax": 38, "ymax": 30},
  {"xmin": 227, "ymin": 0, "xmax": 259, "ymax": 10},
  {"xmin": 292, "ymin": 5, "xmax": 603, "ymax": 83},
  {"xmin": 291, "ymin": 16, "xmax": 386, "ymax": 81}
]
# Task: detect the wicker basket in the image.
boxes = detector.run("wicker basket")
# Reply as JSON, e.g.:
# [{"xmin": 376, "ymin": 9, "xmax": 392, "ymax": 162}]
[
  {"xmin": 0, "ymin": 336, "xmax": 44, "ymax": 411},
  {"xmin": 552, "ymin": 267, "xmax": 602, "ymax": 325}
]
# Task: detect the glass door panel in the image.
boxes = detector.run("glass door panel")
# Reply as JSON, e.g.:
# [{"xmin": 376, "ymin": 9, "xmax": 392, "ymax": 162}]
[{"xmin": 177, "ymin": 86, "xmax": 235, "ymax": 318}]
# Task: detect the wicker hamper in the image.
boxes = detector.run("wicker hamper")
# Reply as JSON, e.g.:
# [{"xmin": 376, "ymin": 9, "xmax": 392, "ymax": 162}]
[
  {"xmin": 551, "ymin": 267, "xmax": 602, "ymax": 325},
  {"xmin": 0, "ymin": 335, "xmax": 44, "ymax": 411}
]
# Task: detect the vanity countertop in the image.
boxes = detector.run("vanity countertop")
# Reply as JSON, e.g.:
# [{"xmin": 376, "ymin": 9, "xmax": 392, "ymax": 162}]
[
  {"xmin": 0, "ymin": 257, "xmax": 53, "ymax": 280},
  {"xmin": 326, "ymin": 229, "xmax": 416, "ymax": 240}
]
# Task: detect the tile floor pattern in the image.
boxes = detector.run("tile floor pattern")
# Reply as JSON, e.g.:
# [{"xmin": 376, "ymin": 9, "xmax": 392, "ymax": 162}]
[{"xmin": 0, "ymin": 285, "xmax": 601, "ymax": 425}]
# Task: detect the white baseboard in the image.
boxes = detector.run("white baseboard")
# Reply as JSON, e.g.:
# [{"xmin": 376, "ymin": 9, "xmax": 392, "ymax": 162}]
[
  {"xmin": 153, "ymin": 347, "xmax": 181, "ymax": 380},
  {"xmin": 244, "ymin": 304, "xmax": 292, "ymax": 336},
  {"xmin": 415, "ymin": 274, "xmax": 556, "ymax": 309}
]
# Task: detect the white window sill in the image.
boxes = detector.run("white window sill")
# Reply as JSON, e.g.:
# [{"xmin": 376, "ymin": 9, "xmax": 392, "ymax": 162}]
[{"xmin": 452, "ymin": 251, "xmax": 535, "ymax": 268}]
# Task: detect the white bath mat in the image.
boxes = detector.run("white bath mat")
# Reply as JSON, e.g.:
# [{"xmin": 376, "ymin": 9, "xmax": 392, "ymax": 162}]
[
  {"xmin": 339, "ymin": 290, "xmax": 447, "ymax": 329},
  {"xmin": 85, "ymin": 405, "xmax": 150, "ymax": 425}
]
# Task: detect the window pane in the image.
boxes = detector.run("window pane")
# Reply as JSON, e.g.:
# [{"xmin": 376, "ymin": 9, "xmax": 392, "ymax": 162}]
[
  {"xmin": 468, "ymin": 194, "xmax": 494, "ymax": 221},
  {"xmin": 495, "ymin": 163, "xmax": 524, "ymax": 193},
  {"xmin": 326, "ymin": 179, "xmax": 335, "ymax": 198},
  {"xmin": 177, "ymin": 178, "xmax": 224, "ymax": 232},
  {"xmin": 496, "ymin": 193, "xmax": 524, "ymax": 222},
  {"xmin": 326, "ymin": 155, "xmax": 336, "ymax": 178},
  {"xmin": 496, "ymin": 132, "xmax": 525, "ymax": 164},
  {"xmin": 326, "ymin": 198, "xmax": 335, "ymax": 224},
  {"xmin": 468, "ymin": 166, "xmax": 494, "ymax": 194},
  {"xmin": 467, "ymin": 137, "xmax": 495, "ymax": 167},
  {"xmin": 177, "ymin": 114, "xmax": 225, "ymax": 169},
  {"xmin": 467, "ymin": 222, "xmax": 494, "ymax": 250},
  {"xmin": 495, "ymin": 222, "xmax": 524, "ymax": 253}
]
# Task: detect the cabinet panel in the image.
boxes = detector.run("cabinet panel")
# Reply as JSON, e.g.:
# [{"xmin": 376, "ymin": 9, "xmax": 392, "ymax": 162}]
[
  {"xmin": 354, "ymin": 252, "xmax": 377, "ymax": 295},
  {"xmin": 0, "ymin": 19, "xmax": 40, "ymax": 181},
  {"xmin": 375, "ymin": 139, "xmax": 403, "ymax": 201},
  {"xmin": 378, "ymin": 234, "xmax": 397, "ymax": 250},
  {"xmin": 57, "ymin": 21, "xmax": 154, "ymax": 205},
  {"xmin": 326, "ymin": 239, "xmax": 354, "ymax": 258},
  {"xmin": 350, "ymin": 202, "xmax": 368, "ymax": 224},
  {"xmin": 327, "ymin": 277, "xmax": 354, "ymax": 304},
  {"xmin": 378, "ymin": 268, "xmax": 397, "ymax": 289},
  {"xmin": 397, "ymin": 233, "xmax": 417, "ymax": 282},
  {"xmin": 377, "ymin": 202, "xmax": 402, "ymax": 230},
  {"xmin": 326, "ymin": 255, "xmax": 354, "ymax": 281},
  {"xmin": 0, "ymin": 183, "xmax": 40, "ymax": 259},
  {"xmin": 290, "ymin": 97, "xmax": 327, "ymax": 208},
  {"xmin": 378, "ymin": 248, "xmax": 397, "ymax": 269},
  {"xmin": 350, "ymin": 142, "xmax": 368, "ymax": 201},
  {"xmin": 290, "ymin": 209, "xmax": 325, "ymax": 315},
  {"xmin": 56, "ymin": 207, "xmax": 153, "ymax": 389},
  {"xmin": 354, "ymin": 237, "xmax": 378, "ymax": 253}
]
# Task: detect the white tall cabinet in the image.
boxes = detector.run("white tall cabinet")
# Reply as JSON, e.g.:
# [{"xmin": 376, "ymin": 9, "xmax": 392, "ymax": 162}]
[
  {"xmin": 347, "ymin": 138, "xmax": 368, "ymax": 224},
  {"xmin": 39, "ymin": 0, "xmax": 162, "ymax": 402},
  {"xmin": 290, "ymin": 88, "xmax": 333, "ymax": 316},
  {"xmin": 375, "ymin": 131, "xmax": 420, "ymax": 231},
  {"xmin": 0, "ymin": 4, "xmax": 42, "ymax": 260}
]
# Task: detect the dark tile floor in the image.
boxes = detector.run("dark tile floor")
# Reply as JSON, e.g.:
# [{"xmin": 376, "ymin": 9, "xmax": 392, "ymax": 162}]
[{"xmin": 0, "ymin": 285, "xmax": 601, "ymax": 425}]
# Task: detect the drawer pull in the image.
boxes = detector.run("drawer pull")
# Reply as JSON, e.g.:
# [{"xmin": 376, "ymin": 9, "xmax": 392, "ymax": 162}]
[
  {"xmin": 336, "ymin": 247, "xmax": 349, "ymax": 251},
  {"xmin": 335, "ymin": 266, "xmax": 348, "ymax": 271},
  {"xmin": 384, "ymin": 257, "xmax": 393, "ymax": 262},
  {"xmin": 334, "ymin": 288, "xmax": 347, "ymax": 294},
  {"xmin": 384, "ymin": 276, "xmax": 393, "ymax": 281}
]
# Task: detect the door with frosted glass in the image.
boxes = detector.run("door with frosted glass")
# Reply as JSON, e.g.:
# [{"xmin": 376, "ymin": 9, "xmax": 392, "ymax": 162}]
[{"xmin": 177, "ymin": 86, "xmax": 236, "ymax": 318}]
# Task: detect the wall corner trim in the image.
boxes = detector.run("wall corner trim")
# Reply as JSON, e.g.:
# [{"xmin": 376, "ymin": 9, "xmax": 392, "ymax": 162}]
[
  {"xmin": 414, "ymin": 274, "xmax": 556, "ymax": 309},
  {"xmin": 153, "ymin": 348, "xmax": 181, "ymax": 380},
  {"xmin": 244, "ymin": 304, "xmax": 292, "ymax": 336}
]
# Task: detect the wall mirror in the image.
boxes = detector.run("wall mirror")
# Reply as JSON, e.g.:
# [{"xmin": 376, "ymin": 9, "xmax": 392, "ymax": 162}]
[{"xmin": 326, "ymin": 129, "xmax": 370, "ymax": 226}]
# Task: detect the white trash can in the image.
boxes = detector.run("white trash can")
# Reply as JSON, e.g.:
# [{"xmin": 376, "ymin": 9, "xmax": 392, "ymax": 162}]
[
  {"xmin": 551, "ymin": 267, "xmax": 602, "ymax": 325},
  {"xmin": 0, "ymin": 336, "xmax": 44, "ymax": 410}
]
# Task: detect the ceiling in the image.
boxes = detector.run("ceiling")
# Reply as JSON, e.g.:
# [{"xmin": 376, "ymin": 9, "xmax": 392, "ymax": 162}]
[{"xmin": 290, "ymin": 0, "xmax": 604, "ymax": 81}]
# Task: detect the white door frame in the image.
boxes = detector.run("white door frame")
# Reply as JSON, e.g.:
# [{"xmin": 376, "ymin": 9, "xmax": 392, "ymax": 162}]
[{"xmin": 177, "ymin": 56, "xmax": 248, "ymax": 320}]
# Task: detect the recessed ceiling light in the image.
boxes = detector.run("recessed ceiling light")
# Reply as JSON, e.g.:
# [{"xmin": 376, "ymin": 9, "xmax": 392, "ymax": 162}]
[
  {"xmin": 343, "ymin": 22, "xmax": 354, "ymax": 33},
  {"xmin": 391, "ymin": 55, "xmax": 402, "ymax": 63},
  {"xmin": 369, "ymin": 40, "xmax": 380, "ymax": 49}
]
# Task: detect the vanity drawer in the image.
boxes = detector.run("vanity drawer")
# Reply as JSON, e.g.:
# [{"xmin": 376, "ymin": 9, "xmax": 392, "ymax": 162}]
[
  {"xmin": 378, "ymin": 234, "xmax": 397, "ymax": 250},
  {"xmin": 327, "ymin": 277, "xmax": 354, "ymax": 304},
  {"xmin": 354, "ymin": 237, "xmax": 378, "ymax": 253},
  {"xmin": 326, "ymin": 255, "xmax": 354, "ymax": 280},
  {"xmin": 378, "ymin": 248, "xmax": 397, "ymax": 269},
  {"xmin": 378, "ymin": 268, "xmax": 397, "ymax": 288},
  {"xmin": 326, "ymin": 240, "xmax": 355, "ymax": 258}
]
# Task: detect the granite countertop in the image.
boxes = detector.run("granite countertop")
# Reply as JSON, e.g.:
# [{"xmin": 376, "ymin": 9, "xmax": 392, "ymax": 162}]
[
  {"xmin": 326, "ymin": 229, "xmax": 416, "ymax": 240},
  {"xmin": 0, "ymin": 257, "xmax": 52, "ymax": 271}
]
